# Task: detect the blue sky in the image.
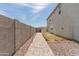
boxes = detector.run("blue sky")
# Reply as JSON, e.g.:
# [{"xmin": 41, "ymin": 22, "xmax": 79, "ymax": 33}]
[{"xmin": 0, "ymin": 3, "xmax": 57, "ymax": 27}]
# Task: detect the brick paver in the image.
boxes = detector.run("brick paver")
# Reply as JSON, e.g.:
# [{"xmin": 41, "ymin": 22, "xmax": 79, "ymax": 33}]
[{"xmin": 25, "ymin": 33, "xmax": 54, "ymax": 56}]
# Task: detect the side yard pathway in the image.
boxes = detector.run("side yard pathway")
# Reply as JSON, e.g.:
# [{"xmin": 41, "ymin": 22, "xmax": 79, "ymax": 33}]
[{"xmin": 25, "ymin": 33, "xmax": 54, "ymax": 56}]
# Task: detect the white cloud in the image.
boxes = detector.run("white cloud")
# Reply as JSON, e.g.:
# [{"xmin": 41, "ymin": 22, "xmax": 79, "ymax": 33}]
[
  {"xmin": 0, "ymin": 10, "xmax": 7, "ymax": 16},
  {"xmin": 15, "ymin": 15, "xmax": 27, "ymax": 23},
  {"xmin": 31, "ymin": 15, "xmax": 40, "ymax": 21},
  {"xmin": 0, "ymin": 10, "xmax": 15, "ymax": 19},
  {"xmin": 13, "ymin": 3, "xmax": 50, "ymax": 13}
]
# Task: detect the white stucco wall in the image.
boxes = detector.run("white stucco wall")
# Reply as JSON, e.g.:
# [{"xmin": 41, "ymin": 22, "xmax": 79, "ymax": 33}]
[{"xmin": 47, "ymin": 3, "xmax": 79, "ymax": 41}]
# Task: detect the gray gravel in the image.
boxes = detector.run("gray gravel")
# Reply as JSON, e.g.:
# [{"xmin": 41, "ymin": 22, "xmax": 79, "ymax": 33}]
[
  {"xmin": 48, "ymin": 41, "xmax": 79, "ymax": 56},
  {"xmin": 14, "ymin": 34, "xmax": 35, "ymax": 56}
]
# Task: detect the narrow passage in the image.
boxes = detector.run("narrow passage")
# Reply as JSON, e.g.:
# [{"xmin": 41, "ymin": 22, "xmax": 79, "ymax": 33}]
[{"xmin": 25, "ymin": 33, "xmax": 54, "ymax": 56}]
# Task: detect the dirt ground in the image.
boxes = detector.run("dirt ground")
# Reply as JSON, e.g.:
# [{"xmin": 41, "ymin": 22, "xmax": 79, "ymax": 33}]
[
  {"xmin": 42, "ymin": 32, "xmax": 79, "ymax": 56},
  {"xmin": 48, "ymin": 41, "xmax": 79, "ymax": 56}
]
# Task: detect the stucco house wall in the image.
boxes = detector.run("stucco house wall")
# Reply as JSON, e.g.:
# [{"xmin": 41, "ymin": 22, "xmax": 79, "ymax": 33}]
[{"xmin": 47, "ymin": 3, "xmax": 79, "ymax": 41}]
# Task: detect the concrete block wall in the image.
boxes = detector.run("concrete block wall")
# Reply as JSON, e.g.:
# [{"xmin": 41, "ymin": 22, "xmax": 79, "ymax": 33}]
[
  {"xmin": 30, "ymin": 26, "xmax": 36, "ymax": 36},
  {"xmin": 0, "ymin": 15, "xmax": 15, "ymax": 56},
  {"xmin": 0, "ymin": 15, "xmax": 36, "ymax": 55},
  {"xmin": 15, "ymin": 21, "xmax": 36, "ymax": 50},
  {"xmin": 41, "ymin": 27, "xmax": 47, "ymax": 33}
]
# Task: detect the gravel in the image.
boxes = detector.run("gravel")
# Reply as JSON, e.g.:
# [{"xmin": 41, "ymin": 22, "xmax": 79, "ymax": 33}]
[
  {"xmin": 48, "ymin": 41, "xmax": 79, "ymax": 56},
  {"xmin": 14, "ymin": 34, "xmax": 35, "ymax": 56}
]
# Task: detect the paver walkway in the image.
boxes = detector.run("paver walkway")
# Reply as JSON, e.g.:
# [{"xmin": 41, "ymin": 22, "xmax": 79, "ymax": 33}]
[{"xmin": 25, "ymin": 33, "xmax": 54, "ymax": 56}]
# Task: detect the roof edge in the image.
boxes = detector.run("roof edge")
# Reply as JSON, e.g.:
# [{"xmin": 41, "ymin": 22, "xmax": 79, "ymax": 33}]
[{"xmin": 47, "ymin": 3, "xmax": 61, "ymax": 20}]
